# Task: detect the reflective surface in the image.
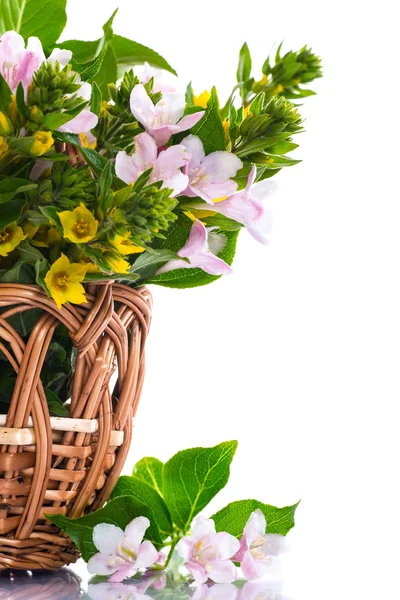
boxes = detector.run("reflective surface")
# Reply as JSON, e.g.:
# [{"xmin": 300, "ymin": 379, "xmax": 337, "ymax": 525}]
[{"xmin": 0, "ymin": 569, "xmax": 290, "ymax": 599}]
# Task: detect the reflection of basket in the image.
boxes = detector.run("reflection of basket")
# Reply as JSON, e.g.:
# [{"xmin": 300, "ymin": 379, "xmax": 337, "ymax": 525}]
[
  {"xmin": 0, "ymin": 283, "xmax": 152, "ymax": 570},
  {"xmin": 0, "ymin": 567, "xmax": 82, "ymax": 599}
]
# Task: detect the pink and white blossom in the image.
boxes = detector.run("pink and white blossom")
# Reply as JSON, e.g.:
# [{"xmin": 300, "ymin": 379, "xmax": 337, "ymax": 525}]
[
  {"xmin": 191, "ymin": 167, "xmax": 276, "ymax": 245},
  {"xmin": 176, "ymin": 517, "xmax": 240, "ymax": 585},
  {"xmin": 156, "ymin": 219, "xmax": 233, "ymax": 277},
  {"xmin": 192, "ymin": 583, "xmax": 239, "ymax": 600},
  {"xmin": 87, "ymin": 517, "xmax": 159, "ymax": 583},
  {"xmin": 135, "ymin": 61, "xmax": 182, "ymax": 94},
  {"xmin": 115, "ymin": 132, "xmax": 188, "ymax": 196},
  {"xmin": 179, "ymin": 135, "xmax": 242, "ymax": 204},
  {"xmin": 0, "ymin": 31, "xmax": 45, "ymax": 92},
  {"xmin": 130, "ymin": 84, "xmax": 205, "ymax": 147},
  {"xmin": 58, "ymin": 81, "xmax": 98, "ymax": 134},
  {"xmin": 235, "ymin": 510, "xmax": 290, "ymax": 581},
  {"xmin": 241, "ymin": 580, "xmax": 290, "ymax": 600},
  {"xmin": 88, "ymin": 583, "xmax": 152, "ymax": 600}
]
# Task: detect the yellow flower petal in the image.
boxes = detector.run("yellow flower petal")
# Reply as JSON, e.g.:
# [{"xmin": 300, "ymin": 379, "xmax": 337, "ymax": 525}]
[
  {"xmin": 59, "ymin": 203, "xmax": 99, "ymax": 244},
  {"xmin": 193, "ymin": 90, "xmax": 211, "ymax": 108},
  {"xmin": 109, "ymin": 231, "xmax": 144, "ymax": 255},
  {"xmin": 0, "ymin": 223, "xmax": 26, "ymax": 256},
  {"xmin": 45, "ymin": 253, "xmax": 88, "ymax": 308},
  {"xmin": 103, "ymin": 252, "xmax": 130, "ymax": 274},
  {"xmin": 31, "ymin": 131, "xmax": 54, "ymax": 156}
]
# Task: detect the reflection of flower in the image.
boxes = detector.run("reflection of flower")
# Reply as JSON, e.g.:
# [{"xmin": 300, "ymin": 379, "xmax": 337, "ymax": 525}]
[
  {"xmin": 87, "ymin": 517, "xmax": 159, "ymax": 583},
  {"xmin": 240, "ymin": 579, "xmax": 291, "ymax": 600},
  {"xmin": 192, "ymin": 583, "xmax": 239, "ymax": 600},
  {"xmin": 177, "ymin": 517, "xmax": 240, "ymax": 584},
  {"xmin": 88, "ymin": 582, "xmax": 152, "ymax": 600},
  {"xmin": 235, "ymin": 510, "xmax": 290, "ymax": 581}
]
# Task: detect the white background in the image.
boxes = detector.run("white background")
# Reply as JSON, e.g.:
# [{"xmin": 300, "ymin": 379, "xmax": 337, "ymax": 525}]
[{"xmin": 62, "ymin": 1, "xmax": 400, "ymax": 597}]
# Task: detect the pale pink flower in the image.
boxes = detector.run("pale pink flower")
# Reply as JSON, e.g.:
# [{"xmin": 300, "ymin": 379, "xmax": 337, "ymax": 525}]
[
  {"xmin": 190, "ymin": 167, "xmax": 276, "ymax": 245},
  {"xmin": 0, "ymin": 31, "xmax": 45, "ymax": 92},
  {"xmin": 87, "ymin": 517, "xmax": 159, "ymax": 583},
  {"xmin": 135, "ymin": 61, "xmax": 182, "ymax": 94},
  {"xmin": 192, "ymin": 583, "xmax": 239, "ymax": 600},
  {"xmin": 115, "ymin": 132, "xmax": 188, "ymax": 195},
  {"xmin": 58, "ymin": 81, "xmax": 98, "ymax": 134},
  {"xmin": 179, "ymin": 135, "xmax": 242, "ymax": 204},
  {"xmin": 130, "ymin": 84, "xmax": 205, "ymax": 146},
  {"xmin": 241, "ymin": 580, "xmax": 290, "ymax": 600},
  {"xmin": 176, "ymin": 517, "xmax": 240, "ymax": 585},
  {"xmin": 88, "ymin": 583, "xmax": 152, "ymax": 600},
  {"xmin": 156, "ymin": 220, "xmax": 233, "ymax": 277},
  {"xmin": 235, "ymin": 510, "xmax": 290, "ymax": 581}
]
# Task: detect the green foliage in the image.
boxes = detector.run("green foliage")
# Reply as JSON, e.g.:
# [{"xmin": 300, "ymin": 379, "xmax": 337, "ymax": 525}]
[
  {"xmin": 132, "ymin": 457, "xmax": 164, "ymax": 497},
  {"xmin": 212, "ymin": 499, "xmax": 300, "ymax": 537},
  {"xmin": 190, "ymin": 87, "xmax": 226, "ymax": 153},
  {"xmin": 0, "ymin": 0, "xmax": 67, "ymax": 51},
  {"xmin": 163, "ymin": 441, "xmax": 238, "ymax": 531},
  {"xmin": 112, "ymin": 34, "xmax": 177, "ymax": 78}
]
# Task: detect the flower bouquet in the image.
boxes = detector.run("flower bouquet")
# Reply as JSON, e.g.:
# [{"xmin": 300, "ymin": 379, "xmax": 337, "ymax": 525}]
[{"xmin": 0, "ymin": 0, "xmax": 321, "ymax": 572}]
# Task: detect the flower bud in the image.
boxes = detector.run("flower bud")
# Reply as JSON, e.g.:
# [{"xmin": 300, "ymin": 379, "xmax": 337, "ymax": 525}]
[
  {"xmin": 31, "ymin": 131, "xmax": 54, "ymax": 156},
  {"xmin": 0, "ymin": 111, "xmax": 13, "ymax": 136}
]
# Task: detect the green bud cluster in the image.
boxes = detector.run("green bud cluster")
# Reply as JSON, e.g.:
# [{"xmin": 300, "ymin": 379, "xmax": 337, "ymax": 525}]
[{"xmin": 30, "ymin": 162, "xmax": 96, "ymax": 210}]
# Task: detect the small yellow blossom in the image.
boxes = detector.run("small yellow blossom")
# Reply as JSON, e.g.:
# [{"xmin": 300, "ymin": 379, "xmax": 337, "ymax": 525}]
[
  {"xmin": 222, "ymin": 118, "xmax": 230, "ymax": 142},
  {"xmin": 193, "ymin": 90, "xmax": 211, "ymax": 108},
  {"xmin": 0, "ymin": 111, "xmax": 13, "ymax": 136},
  {"xmin": 99, "ymin": 100, "xmax": 109, "ymax": 117},
  {"xmin": 103, "ymin": 252, "xmax": 130, "ymax": 274},
  {"xmin": 59, "ymin": 203, "xmax": 99, "ymax": 244},
  {"xmin": 274, "ymin": 84, "xmax": 285, "ymax": 94},
  {"xmin": 0, "ymin": 223, "xmax": 26, "ymax": 256},
  {"xmin": 45, "ymin": 254, "xmax": 88, "ymax": 309},
  {"xmin": 79, "ymin": 259, "xmax": 102, "ymax": 274},
  {"xmin": 24, "ymin": 224, "xmax": 62, "ymax": 247},
  {"xmin": 31, "ymin": 131, "xmax": 54, "ymax": 156},
  {"xmin": 109, "ymin": 231, "xmax": 144, "ymax": 255},
  {"xmin": 0, "ymin": 136, "xmax": 9, "ymax": 158}
]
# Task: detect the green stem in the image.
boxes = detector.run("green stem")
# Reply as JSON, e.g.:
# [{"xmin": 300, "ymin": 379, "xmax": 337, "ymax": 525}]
[{"xmin": 164, "ymin": 538, "xmax": 179, "ymax": 569}]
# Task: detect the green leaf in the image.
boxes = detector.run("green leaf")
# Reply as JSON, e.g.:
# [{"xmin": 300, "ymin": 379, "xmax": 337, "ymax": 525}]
[
  {"xmin": 45, "ymin": 388, "xmax": 68, "ymax": 417},
  {"xmin": 212, "ymin": 499, "xmax": 300, "ymax": 538},
  {"xmin": 35, "ymin": 258, "xmax": 49, "ymax": 292},
  {"xmin": 111, "ymin": 476, "xmax": 173, "ymax": 542},
  {"xmin": 54, "ymin": 132, "xmax": 107, "ymax": 172},
  {"xmin": 149, "ymin": 215, "xmax": 239, "ymax": 289},
  {"xmin": 0, "ymin": 198, "xmax": 26, "ymax": 229},
  {"xmin": 0, "ymin": 178, "xmax": 36, "ymax": 204},
  {"xmin": 133, "ymin": 249, "xmax": 188, "ymax": 282},
  {"xmin": 133, "ymin": 457, "xmax": 164, "ymax": 497},
  {"xmin": 18, "ymin": 240, "xmax": 45, "ymax": 263},
  {"xmin": 0, "ymin": 262, "xmax": 35, "ymax": 284},
  {"xmin": 0, "ymin": 0, "xmax": 67, "ymax": 51},
  {"xmin": 47, "ymin": 495, "xmax": 152, "ymax": 562},
  {"xmin": 111, "ymin": 34, "xmax": 177, "ymax": 78},
  {"xmin": 237, "ymin": 42, "xmax": 252, "ymax": 83},
  {"xmin": 163, "ymin": 440, "xmax": 238, "ymax": 532},
  {"xmin": 91, "ymin": 82, "xmax": 101, "ymax": 114},
  {"xmin": 0, "ymin": 74, "xmax": 12, "ymax": 113},
  {"xmin": 71, "ymin": 45, "xmax": 108, "ymax": 82},
  {"xmin": 191, "ymin": 87, "xmax": 226, "ymax": 154},
  {"xmin": 42, "ymin": 112, "xmax": 75, "ymax": 130}
]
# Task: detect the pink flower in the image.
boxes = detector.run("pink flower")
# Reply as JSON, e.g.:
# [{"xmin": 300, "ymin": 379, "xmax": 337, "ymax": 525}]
[
  {"xmin": 190, "ymin": 167, "xmax": 276, "ymax": 245},
  {"xmin": 115, "ymin": 132, "xmax": 188, "ymax": 196},
  {"xmin": 156, "ymin": 219, "xmax": 233, "ymax": 277},
  {"xmin": 58, "ymin": 81, "xmax": 98, "ymax": 134},
  {"xmin": 129, "ymin": 84, "xmax": 205, "ymax": 146},
  {"xmin": 0, "ymin": 31, "xmax": 45, "ymax": 92},
  {"xmin": 179, "ymin": 135, "xmax": 242, "ymax": 204},
  {"xmin": 235, "ymin": 510, "xmax": 290, "ymax": 581},
  {"xmin": 136, "ymin": 61, "xmax": 182, "ymax": 94},
  {"xmin": 88, "ymin": 583, "xmax": 152, "ymax": 600},
  {"xmin": 176, "ymin": 517, "xmax": 240, "ymax": 584},
  {"xmin": 87, "ymin": 517, "xmax": 159, "ymax": 583},
  {"xmin": 192, "ymin": 583, "xmax": 239, "ymax": 600}
]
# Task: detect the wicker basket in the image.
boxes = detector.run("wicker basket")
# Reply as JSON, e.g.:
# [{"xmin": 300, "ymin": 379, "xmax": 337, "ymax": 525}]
[{"xmin": 0, "ymin": 282, "xmax": 152, "ymax": 570}]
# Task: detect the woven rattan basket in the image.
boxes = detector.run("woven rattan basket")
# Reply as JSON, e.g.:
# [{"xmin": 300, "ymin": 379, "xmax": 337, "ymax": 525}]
[{"xmin": 0, "ymin": 282, "xmax": 152, "ymax": 570}]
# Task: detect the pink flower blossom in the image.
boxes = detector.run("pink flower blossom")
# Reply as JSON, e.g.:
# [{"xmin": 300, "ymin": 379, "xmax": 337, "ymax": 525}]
[
  {"xmin": 136, "ymin": 61, "xmax": 182, "ymax": 94},
  {"xmin": 0, "ymin": 31, "xmax": 45, "ymax": 92},
  {"xmin": 88, "ymin": 583, "xmax": 152, "ymax": 600},
  {"xmin": 235, "ymin": 510, "xmax": 290, "ymax": 581},
  {"xmin": 179, "ymin": 135, "xmax": 242, "ymax": 204},
  {"xmin": 58, "ymin": 81, "xmax": 98, "ymax": 134},
  {"xmin": 130, "ymin": 84, "xmax": 205, "ymax": 146},
  {"xmin": 115, "ymin": 132, "xmax": 188, "ymax": 196},
  {"xmin": 190, "ymin": 167, "xmax": 276, "ymax": 245},
  {"xmin": 192, "ymin": 583, "xmax": 239, "ymax": 600},
  {"xmin": 156, "ymin": 219, "xmax": 233, "ymax": 277},
  {"xmin": 87, "ymin": 517, "xmax": 159, "ymax": 583},
  {"xmin": 176, "ymin": 517, "xmax": 240, "ymax": 585}
]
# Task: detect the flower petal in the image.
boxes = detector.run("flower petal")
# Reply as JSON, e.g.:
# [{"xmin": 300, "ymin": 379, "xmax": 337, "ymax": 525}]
[
  {"xmin": 243, "ymin": 509, "xmax": 266, "ymax": 547},
  {"xmin": 186, "ymin": 559, "xmax": 208, "ymax": 584},
  {"xmin": 155, "ymin": 144, "xmax": 187, "ymax": 177},
  {"xmin": 162, "ymin": 171, "xmax": 189, "ymax": 196},
  {"xmin": 177, "ymin": 111, "xmax": 205, "ymax": 132},
  {"xmin": 135, "ymin": 540, "xmax": 159, "ymax": 569},
  {"xmin": 157, "ymin": 93, "xmax": 185, "ymax": 124},
  {"xmin": 201, "ymin": 151, "xmax": 242, "ymax": 183},
  {"xmin": 58, "ymin": 109, "xmax": 98, "ymax": 134},
  {"xmin": 181, "ymin": 134, "xmax": 205, "ymax": 166},
  {"xmin": 147, "ymin": 124, "xmax": 179, "ymax": 147},
  {"xmin": 213, "ymin": 532, "xmax": 240, "ymax": 560},
  {"xmin": 208, "ymin": 559, "xmax": 238, "ymax": 584},
  {"xmin": 124, "ymin": 516, "xmax": 150, "ymax": 550},
  {"xmin": 87, "ymin": 552, "xmax": 119, "ymax": 576},
  {"xmin": 261, "ymin": 533, "xmax": 291, "ymax": 556},
  {"xmin": 93, "ymin": 523, "xmax": 125, "ymax": 555},
  {"xmin": 108, "ymin": 564, "xmax": 138, "ymax": 583},
  {"xmin": 130, "ymin": 84, "xmax": 156, "ymax": 127},
  {"xmin": 177, "ymin": 220, "xmax": 208, "ymax": 259},
  {"xmin": 240, "ymin": 549, "xmax": 266, "ymax": 581},
  {"xmin": 48, "ymin": 48, "xmax": 72, "ymax": 65},
  {"xmin": 176, "ymin": 536, "xmax": 193, "ymax": 562},
  {"xmin": 115, "ymin": 150, "xmax": 140, "ymax": 184}
]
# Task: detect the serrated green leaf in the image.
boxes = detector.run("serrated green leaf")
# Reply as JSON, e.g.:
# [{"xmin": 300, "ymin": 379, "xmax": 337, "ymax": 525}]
[
  {"xmin": 133, "ymin": 457, "xmax": 164, "ymax": 497},
  {"xmin": 190, "ymin": 87, "xmax": 225, "ymax": 154},
  {"xmin": 111, "ymin": 475, "xmax": 173, "ymax": 542},
  {"xmin": 111, "ymin": 34, "xmax": 177, "ymax": 78},
  {"xmin": 212, "ymin": 499, "xmax": 300, "ymax": 538},
  {"xmin": 163, "ymin": 440, "xmax": 238, "ymax": 531},
  {"xmin": 71, "ymin": 45, "xmax": 108, "ymax": 82},
  {"xmin": 0, "ymin": 0, "xmax": 67, "ymax": 51},
  {"xmin": 46, "ymin": 496, "xmax": 153, "ymax": 561}
]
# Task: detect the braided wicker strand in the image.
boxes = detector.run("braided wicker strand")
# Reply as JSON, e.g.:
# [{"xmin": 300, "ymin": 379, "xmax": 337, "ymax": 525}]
[{"xmin": 0, "ymin": 282, "xmax": 152, "ymax": 570}]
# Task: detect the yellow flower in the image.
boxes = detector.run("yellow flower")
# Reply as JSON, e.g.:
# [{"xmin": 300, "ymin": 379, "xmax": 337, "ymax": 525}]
[
  {"xmin": 31, "ymin": 131, "xmax": 54, "ymax": 156},
  {"xmin": 222, "ymin": 118, "xmax": 230, "ymax": 142},
  {"xmin": 0, "ymin": 223, "xmax": 26, "ymax": 256},
  {"xmin": 193, "ymin": 90, "xmax": 211, "ymax": 108},
  {"xmin": 59, "ymin": 203, "xmax": 99, "ymax": 244},
  {"xmin": 44, "ymin": 254, "xmax": 88, "ymax": 309},
  {"xmin": 24, "ymin": 224, "xmax": 62, "ymax": 247},
  {"xmin": 103, "ymin": 252, "xmax": 130, "ymax": 274},
  {"xmin": 78, "ymin": 255, "xmax": 102, "ymax": 273},
  {"xmin": 109, "ymin": 231, "xmax": 144, "ymax": 255},
  {"xmin": 0, "ymin": 136, "xmax": 8, "ymax": 158},
  {"xmin": 99, "ymin": 100, "xmax": 109, "ymax": 117},
  {"xmin": 79, "ymin": 132, "xmax": 96, "ymax": 149},
  {"xmin": 0, "ymin": 111, "xmax": 13, "ymax": 136},
  {"xmin": 274, "ymin": 84, "xmax": 285, "ymax": 94}
]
